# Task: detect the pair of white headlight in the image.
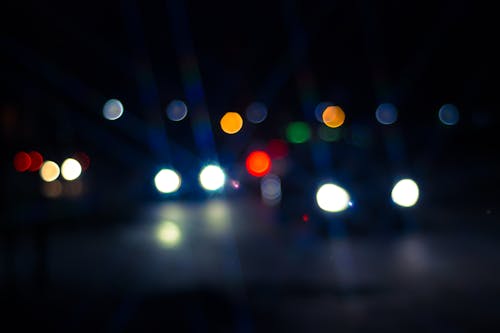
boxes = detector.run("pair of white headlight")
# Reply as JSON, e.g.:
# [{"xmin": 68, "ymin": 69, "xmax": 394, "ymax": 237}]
[{"xmin": 154, "ymin": 165, "xmax": 225, "ymax": 194}]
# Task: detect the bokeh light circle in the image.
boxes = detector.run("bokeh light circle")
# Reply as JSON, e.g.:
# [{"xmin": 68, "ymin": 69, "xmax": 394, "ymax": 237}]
[
  {"xmin": 391, "ymin": 179, "xmax": 419, "ymax": 207},
  {"xmin": 322, "ymin": 106, "xmax": 345, "ymax": 128},
  {"xmin": 61, "ymin": 158, "xmax": 82, "ymax": 181},
  {"xmin": 199, "ymin": 165, "xmax": 226, "ymax": 191},
  {"xmin": 246, "ymin": 151, "xmax": 271, "ymax": 177},
  {"xmin": 103, "ymin": 99, "xmax": 124, "ymax": 120},
  {"xmin": 220, "ymin": 112, "xmax": 243, "ymax": 134},
  {"xmin": 245, "ymin": 102, "xmax": 268, "ymax": 124},
  {"xmin": 154, "ymin": 169, "xmax": 181, "ymax": 193},
  {"xmin": 375, "ymin": 103, "xmax": 398, "ymax": 125},
  {"xmin": 260, "ymin": 174, "xmax": 281, "ymax": 205},
  {"xmin": 73, "ymin": 152, "xmax": 90, "ymax": 171},
  {"xmin": 267, "ymin": 139, "xmax": 288, "ymax": 159},
  {"xmin": 286, "ymin": 122, "xmax": 311, "ymax": 143},
  {"xmin": 13, "ymin": 151, "xmax": 31, "ymax": 172},
  {"xmin": 316, "ymin": 183, "xmax": 350, "ymax": 213},
  {"xmin": 314, "ymin": 102, "xmax": 332, "ymax": 122},
  {"xmin": 28, "ymin": 151, "xmax": 44, "ymax": 171},
  {"xmin": 40, "ymin": 161, "xmax": 60, "ymax": 182},
  {"xmin": 438, "ymin": 104, "xmax": 459, "ymax": 125},
  {"xmin": 166, "ymin": 100, "xmax": 188, "ymax": 121},
  {"xmin": 157, "ymin": 221, "xmax": 181, "ymax": 248}
]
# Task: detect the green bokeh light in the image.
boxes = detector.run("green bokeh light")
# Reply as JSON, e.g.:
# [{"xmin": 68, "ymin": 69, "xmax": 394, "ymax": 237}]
[{"xmin": 286, "ymin": 122, "xmax": 311, "ymax": 143}]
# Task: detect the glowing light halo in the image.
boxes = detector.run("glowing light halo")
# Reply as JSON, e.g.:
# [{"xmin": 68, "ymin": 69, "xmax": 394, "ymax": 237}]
[
  {"xmin": 316, "ymin": 183, "xmax": 351, "ymax": 213},
  {"xmin": 61, "ymin": 158, "xmax": 82, "ymax": 181},
  {"xmin": 246, "ymin": 150, "xmax": 272, "ymax": 177},
  {"xmin": 199, "ymin": 164, "xmax": 226, "ymax": 191},
  {"xmin": 322, "ymin": 106, "xmax": 345, "ymax": 128},
  {"xmin": 220, "ymin": 112, "xmax": 243, "ymax": 134},
  {"xmin": 391, "ymin": 178, "xmax": 419, "ymax": 207},
  {"xmin": 154, "ymin": 168, "xmax": 181, "ymax": 193},
  {"xmin": 40, "ymin": 161, "xmax": 60, "ymax": 182},
  {"xmin": 103, "ymin": 99, "xmax": 124, "ymax": 120}
]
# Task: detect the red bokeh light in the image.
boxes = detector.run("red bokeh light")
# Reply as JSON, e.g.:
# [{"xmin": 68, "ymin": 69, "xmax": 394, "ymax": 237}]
[
  {"xmin": 73, "ymin": 152, "xmax": 90, "ymax": 171},
  {"xmin": 245, "ymin": 150, "xmax": 271, "ymax": 177},
  {"xmin": 13, "ymin": 151, "xmax": 31, "ymax": 172},
  {"xmin": 267, "ymin": 139, "xmax": 288, "ymax": 159},
  {"xmin": 28, "ymin": 151, "xmax": 44, "ymax": 171},
  {"xmin": 302, "ymin": 214, "xmax": 309, "ymax": 222}
]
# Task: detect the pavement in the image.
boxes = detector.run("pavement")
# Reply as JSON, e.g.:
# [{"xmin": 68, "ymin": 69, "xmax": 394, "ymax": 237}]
[{"xmin": 1, "ymin": 199, "xmax": 500, "ymax": 332}]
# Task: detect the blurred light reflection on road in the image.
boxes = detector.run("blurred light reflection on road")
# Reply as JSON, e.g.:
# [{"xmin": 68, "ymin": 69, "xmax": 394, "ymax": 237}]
[{"xmin": 39, "ymin": 200, "xmax": 500, "ymax": 295}]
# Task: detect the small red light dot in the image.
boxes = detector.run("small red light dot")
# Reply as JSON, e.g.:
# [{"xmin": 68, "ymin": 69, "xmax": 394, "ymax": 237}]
[{"xmin": 302, "ymin": 214, "xmax": 309, "ymax": 222}]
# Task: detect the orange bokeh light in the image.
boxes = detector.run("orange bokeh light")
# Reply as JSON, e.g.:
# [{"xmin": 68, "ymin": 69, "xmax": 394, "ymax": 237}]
[
  {"xmin": 246, "ymin": 151, "xmax": 271, "ymax": 177},
  {"xmin": 322, "ymin": 106, "xmax": 345, "ymax": 128},
  {"xmin": 220, "ymin": 112, "xmax": 243, "ymax": 134}
]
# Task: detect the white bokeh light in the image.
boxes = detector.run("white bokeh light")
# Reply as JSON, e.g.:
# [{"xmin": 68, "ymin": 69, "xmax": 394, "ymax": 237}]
[
  {"xmin": 199, "ymin": 165, "xmax": 225, "ymax": 191},
  {"xmin": 103, "ymin": 99, "xmax": 124, "ymax": 120},
  {"xmin": 391, "ymin": 178, "xmax": 420, "ymax": 207},
  {"xmin": 61, "ymin": 158, "xmax": 82, "ymax": 181},
  {"xmin": 154, "ymin": 169, "xmax": 181, "ymax": 193},
  {"xmin": 316, "ymin": 183, "xmax": 351, "ymax": 213}
]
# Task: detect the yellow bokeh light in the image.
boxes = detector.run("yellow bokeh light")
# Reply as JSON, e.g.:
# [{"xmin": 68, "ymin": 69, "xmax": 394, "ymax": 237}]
[
  {"xmin": 220, "ymin": 112, "xmax": 243, "ymax": 134},
  {"xmin": 40, "ymin": 161, "xmax": 60, "ymax": 182},
  {"xmin": 322, "ymin": 106, "xmax": 345, "ymax": 128}
]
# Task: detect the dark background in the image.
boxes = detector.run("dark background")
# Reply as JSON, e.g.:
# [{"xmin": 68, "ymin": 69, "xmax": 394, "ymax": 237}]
[{"xmin": 1, "ymin": 0, "xmax": 500, "ymax": 331}]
